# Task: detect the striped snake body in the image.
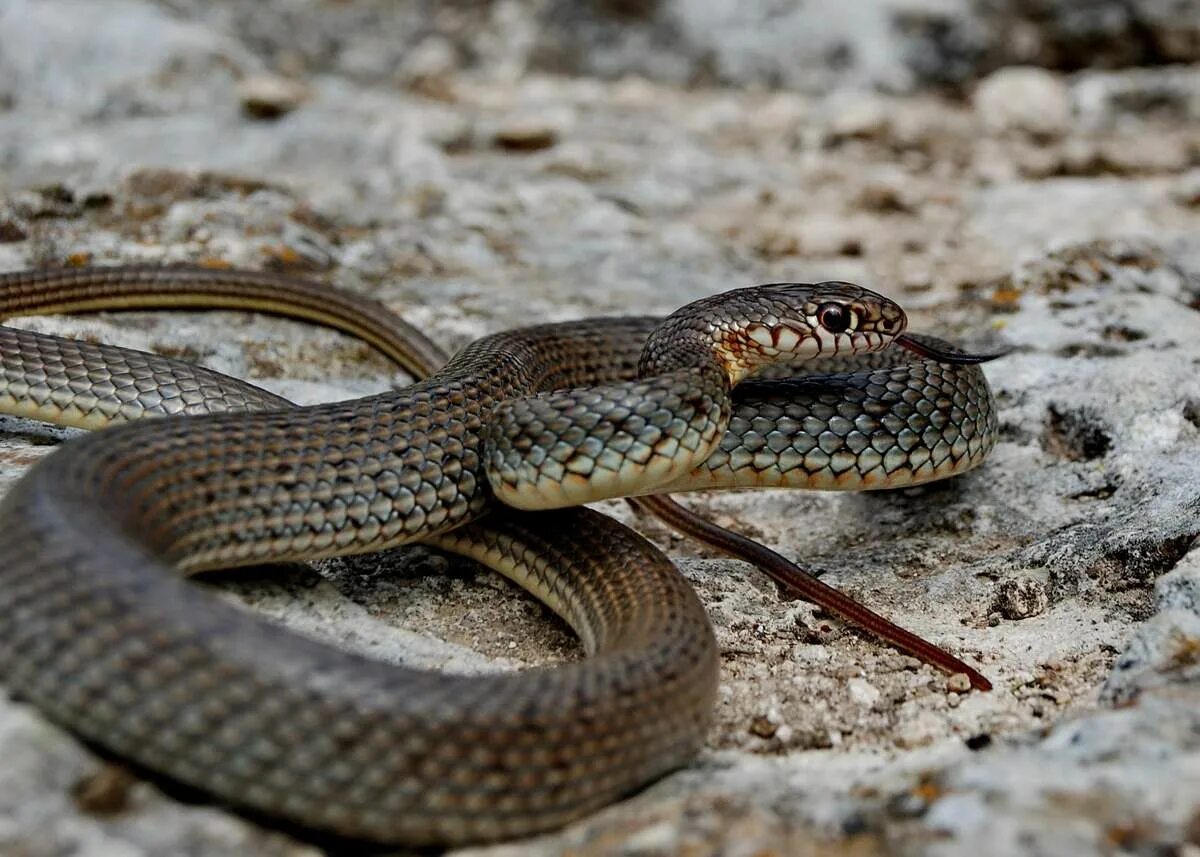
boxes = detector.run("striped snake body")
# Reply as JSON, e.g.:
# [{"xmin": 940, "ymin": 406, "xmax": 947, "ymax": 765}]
[{"xmin": 0, "ymin": 266, "xmax": 997, "ymax": 844}]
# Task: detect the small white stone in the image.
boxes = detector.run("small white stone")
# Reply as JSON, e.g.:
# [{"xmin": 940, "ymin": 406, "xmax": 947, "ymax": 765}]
[
  {"xmin": 825, "ymin": 93, "xmax": 892, "ymax": 141},
  {"xmin": 493, "ymin": 108, "xmax": 574, "ymax": 152},
  {"xmin": 947, "ymin": 672, "xmax": 972, "ymax": 694},
  {"xmin": 973, "ymin": 67, "xmax": 1071, "ymax": 138},
  {"xmin": 237, "ymin": 73, "xmax": 310, "ymax": 119},
  {"xmin": 399, "ymin": 36, "xmax": 458, "ymax": 82},
  {"xmin": 847, "ymin": 677, "xmax": 881, "ymax": 708}
]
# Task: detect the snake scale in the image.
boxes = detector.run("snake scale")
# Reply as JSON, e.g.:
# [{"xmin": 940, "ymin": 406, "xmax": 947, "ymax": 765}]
[{"xmin": 0, "ymin": 265, "xmax": 998, "ymax": 845}]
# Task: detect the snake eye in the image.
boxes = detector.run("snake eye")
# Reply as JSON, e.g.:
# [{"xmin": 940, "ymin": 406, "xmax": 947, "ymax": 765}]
[{"xmin": 817, "ymin": 302, "xmax": 855, "ymax": 334}]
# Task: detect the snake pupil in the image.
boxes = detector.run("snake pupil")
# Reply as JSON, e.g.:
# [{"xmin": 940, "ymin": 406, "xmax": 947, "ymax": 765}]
[{"xmin": 818, "ymin": 303, "xmax": 850, "ymax": 334}]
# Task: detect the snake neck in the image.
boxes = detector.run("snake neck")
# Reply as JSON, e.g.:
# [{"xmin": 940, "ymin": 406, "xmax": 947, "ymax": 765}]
[
  {"xmin": 637, "ymin": 296, "xmax": 805, "ymax": 387},
  {"xmin": 638, "ymin": 320, "xmax": 732, "ymax": 382},
  {"xmin": 483, "ymin": 317, "xmax": 737, "ymax": 511}
]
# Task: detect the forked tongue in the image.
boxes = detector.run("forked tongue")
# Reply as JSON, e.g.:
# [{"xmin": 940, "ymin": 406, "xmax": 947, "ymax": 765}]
[{"xmin": 895, "ymin": 334, "xmax": 1010, "ymax": 365}]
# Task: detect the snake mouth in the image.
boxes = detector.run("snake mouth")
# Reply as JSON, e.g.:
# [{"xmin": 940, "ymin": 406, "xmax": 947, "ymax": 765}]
[{"xmin": 894, "ymin": 333, "xmax": 1011, "ymax": 365}]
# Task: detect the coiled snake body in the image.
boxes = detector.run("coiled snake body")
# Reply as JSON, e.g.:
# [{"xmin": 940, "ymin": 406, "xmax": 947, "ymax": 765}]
[{"xmin": 0, "ymin": 266, "xmax": 997, "ymax": 845}]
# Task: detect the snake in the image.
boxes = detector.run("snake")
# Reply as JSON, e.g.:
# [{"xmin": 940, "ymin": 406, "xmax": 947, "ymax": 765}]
[{"xmin": 0, "ymin": 265, "xmax": 998, "ymax": 845}]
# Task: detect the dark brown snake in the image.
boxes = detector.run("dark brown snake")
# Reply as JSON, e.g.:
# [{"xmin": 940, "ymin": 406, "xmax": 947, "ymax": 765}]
[{"xmin": 0, "ymin": 265, "xmax": 998, "ymax": 845}]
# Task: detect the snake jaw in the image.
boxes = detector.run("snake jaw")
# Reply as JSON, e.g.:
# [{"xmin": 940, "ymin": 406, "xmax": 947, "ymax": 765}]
[
  {"xmin": 806, "ymin": 327, "xmax": 898, "ymax": 362},
  {"xmin": 717, "ymin": 321, "xmax": 825, "ymax": 383}
]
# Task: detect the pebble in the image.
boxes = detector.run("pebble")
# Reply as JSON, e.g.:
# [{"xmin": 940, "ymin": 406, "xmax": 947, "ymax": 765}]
[
  {"xmin": 824, "ymin": 93, "xmax": 892, "ymax": 142},
  {"xmin": 973, "ymin": 66, "xmax": 1071, "ymax": 138},
  {"xmin": 947, "ymin": 673, "xmax": 972, "ymax": 694},
  {"xmin": 894, "ymin": 710, "xmax": 945, "ymax": 749},
  {"xmin": 237, "ymin": 73, "xmax": 311, "ymax": 119},
  {"xmin": 993, "ymin": 576, "xmax": 1050, "ymax": 620},
  {"xmin": 493, "ymin": 112, "xmax": 570, "ymax": 152},
  {"xmin": 749, "ymin": 706, "xmax": 784, "ymax": 739},
  {"xmin": 399, "ymin": 36, "xmax": 459, "ymax": 86},
  {"xmin": 0, "ymin": 213, "xmax": 28, "ymax": 243},
  {"xmin": 72, "ymin": 765, "xmax": 135, "ymax": 815},
  {"xmin": 847, "ymin": 677, "xmax": 882, "ymax": 708}
]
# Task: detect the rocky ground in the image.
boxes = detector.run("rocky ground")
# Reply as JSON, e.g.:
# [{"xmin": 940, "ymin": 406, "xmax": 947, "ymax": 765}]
[{"xmin": 3, "ymin": 1, "xmax": 1200, "ymax": 855}]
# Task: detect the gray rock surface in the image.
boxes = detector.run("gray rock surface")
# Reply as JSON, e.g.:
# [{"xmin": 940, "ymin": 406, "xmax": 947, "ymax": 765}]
[{"xmin": 2, "ymin": 2, "xmax": 1200, "ymax": 855}]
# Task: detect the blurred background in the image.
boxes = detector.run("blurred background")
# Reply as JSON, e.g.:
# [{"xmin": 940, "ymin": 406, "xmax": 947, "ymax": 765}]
[
  {"xmin": 9, "ymin": 0, "xmax": 1198, "ymax": 94},
  {"xmin": 2, "ymin": 0, "xmax": 1197, "ymax": 330}
]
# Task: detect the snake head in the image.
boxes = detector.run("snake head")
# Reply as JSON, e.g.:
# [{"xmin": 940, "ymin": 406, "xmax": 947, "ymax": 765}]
[{"xmin": 650, "ymin": 281, "xmax": 907, "ymax": 383}]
